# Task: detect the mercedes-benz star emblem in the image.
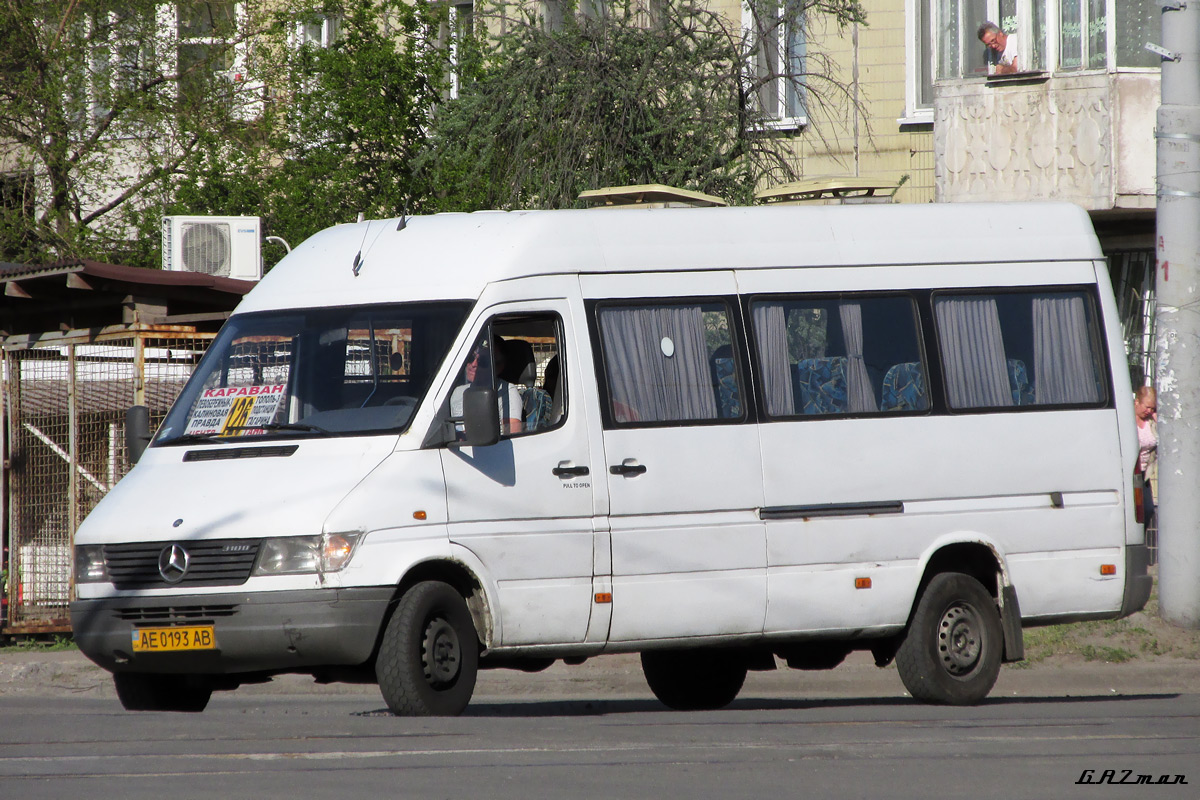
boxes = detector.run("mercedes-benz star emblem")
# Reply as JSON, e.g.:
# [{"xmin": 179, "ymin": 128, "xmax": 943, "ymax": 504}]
[{"xmin": 158, "ymin": 544, "xmax": 190, "ymax": 584}]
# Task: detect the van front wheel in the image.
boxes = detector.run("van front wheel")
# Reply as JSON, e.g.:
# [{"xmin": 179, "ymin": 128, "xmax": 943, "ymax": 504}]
[
  {"xmin": 641, "ymin": 649, "xmax": 747, "ymax": 710},
  {"xmin": 113, "ymin": 673, "xmax": 212, "ymax": 712},
  {"xmin": 376, "ymin": 581, "xmax": 479, "ymax": 716},
  {"xmin": 896, "ymin": 572, "xmax": 1002, "ymax": 705}
]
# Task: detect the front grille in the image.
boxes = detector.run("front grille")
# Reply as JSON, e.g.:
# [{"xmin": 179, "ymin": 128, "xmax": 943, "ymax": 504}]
[
  {"xmin": 105, "ymin": 540, "xmax": 260, "ymax": 589},
  {"xmin": 113, "ymin": 604, "xmax": 239, "ymax": 623}
]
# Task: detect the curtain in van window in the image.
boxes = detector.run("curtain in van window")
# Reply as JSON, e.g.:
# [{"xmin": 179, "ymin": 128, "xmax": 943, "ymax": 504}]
[
  {"xmin": 752, "ymin": 303, "xmax": 796, "ymax": 416},
  {"xmin": 936, "ymin": 296, "xmax": 1013, "ymax": 408},
  {"xmin": 1032, "ymin": 294, "xmax": 1101, "ymax": 404},
  {"xmin": 838, "ymin": 302, "xmax": 878, "ymax": 413},
  {"xmin": 598, "ymin": 305, "xmax": 717, "ymax": 423}
]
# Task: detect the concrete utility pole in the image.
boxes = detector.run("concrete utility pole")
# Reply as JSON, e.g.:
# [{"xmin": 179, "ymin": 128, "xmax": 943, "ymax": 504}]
[{"xmin": 1154, "ymin": 0, "xmax": 1200, "ymax": 628}]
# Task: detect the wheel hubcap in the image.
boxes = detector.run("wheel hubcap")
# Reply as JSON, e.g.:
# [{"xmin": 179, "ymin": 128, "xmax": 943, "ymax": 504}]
[
  {"xmin": 938, "ymin": 602, "xmax": 982, "ymax": 676},
  {"xmin": 422, "ymin": 616, "xmax": 461, "ymax": 687}
]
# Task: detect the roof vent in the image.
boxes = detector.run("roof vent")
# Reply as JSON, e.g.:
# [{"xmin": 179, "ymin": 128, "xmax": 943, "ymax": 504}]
[
  {"xmin": 578, "ymin": 184, "xmax": 727, "ymax": 209},
  {"xmin": 756, "ymin": 176, "xmax": 899, "ymax": 206}
]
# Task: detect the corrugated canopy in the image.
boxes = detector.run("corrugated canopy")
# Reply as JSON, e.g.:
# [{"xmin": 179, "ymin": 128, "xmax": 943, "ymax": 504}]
[{"xmin": 0, "ymin": 259, "xmax": 253, "ymax": 337}]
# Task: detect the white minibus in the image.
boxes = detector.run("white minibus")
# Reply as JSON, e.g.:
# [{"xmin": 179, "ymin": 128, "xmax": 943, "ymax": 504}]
[{"xmin": 70, "ymin": 202, "xmax": 1152, "ymax": 714}]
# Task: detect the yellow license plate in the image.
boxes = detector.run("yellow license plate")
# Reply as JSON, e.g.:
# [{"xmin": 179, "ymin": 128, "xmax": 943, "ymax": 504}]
[{"xmin": 131, "ymin": 625, "xmax": 216, "ymax": 652}]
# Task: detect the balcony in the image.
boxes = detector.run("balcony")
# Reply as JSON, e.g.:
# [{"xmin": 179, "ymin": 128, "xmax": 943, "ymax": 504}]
[{"xmin": 934, "ymin": 71, "xmax": 1158, "ymax": 211}]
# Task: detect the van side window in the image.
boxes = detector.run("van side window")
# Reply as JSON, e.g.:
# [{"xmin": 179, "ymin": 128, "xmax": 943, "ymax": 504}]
[
  {"xmin": 750, "ymin": 295, "xmax": 927, "ymax": 417},
  {"xmin": 934, "ymin": 290, "xmax": 1106, "ymax": 409},
  {"xmin": 449, "ymin": 313, "xmax": 565, "ymax": 437},
  {"xmin": 596, "ymin": 301, "xmax": 744, "ymax": 425}
]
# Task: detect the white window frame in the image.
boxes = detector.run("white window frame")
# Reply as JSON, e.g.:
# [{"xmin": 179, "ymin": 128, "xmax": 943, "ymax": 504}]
[
  {"xmin": 175, "ymin": 2, "xmax": 261, "ymax": 120},
  {"xmin": 293, "ymin": 12, "xmax": 341, "ymax": 49},
  {"xmin": 902, "ymin": 0, "xmax": 935, "ymax": 123},
  {"xmin": 742, "ymin": 0, "xmax": 808, "ymax": 132},
  {"xmin": 905, "ymin": 0, "xmax": 1084, "ymax": 123},
  {"xmin": 1057, "ymin": 0, "xmax": 1108, "ymax": 71},
  {"xmin": 445, "ymin": 0, "xmax": 475, "ymax": 99}
]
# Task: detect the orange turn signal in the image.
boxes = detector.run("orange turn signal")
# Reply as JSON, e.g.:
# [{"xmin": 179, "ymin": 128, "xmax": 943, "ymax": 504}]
[
  {"xmin": 413, "ymin": 510, "xmax": 427, "ymax": 520},
  {"xmin": 1100, "ymin": 564, "xmax": 1116, "ymax": 576},
  {"xmin": 594, "ymin": 593, "xmax": 613, "ymax": 604},
  {"xmin": 855, "ymin": 577, "xmax": 872, "ymax": 589}
]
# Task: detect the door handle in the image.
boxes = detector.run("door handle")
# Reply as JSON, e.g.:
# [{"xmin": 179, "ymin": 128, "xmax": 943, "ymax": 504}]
[
  {"xmin": 609, "ymin": 462, "xmax": 647, "ymax": 477},
  {"xmin": 553, "ymin": 464, "xmax": 590, "ymax": 478}
]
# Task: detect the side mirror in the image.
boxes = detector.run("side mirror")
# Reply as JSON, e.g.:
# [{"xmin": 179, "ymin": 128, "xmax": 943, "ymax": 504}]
[
  {"xmin": 125, "ymin": 405, "xmax": 152, "ymax": 464},
  {"xmin": 456, "ymin": 387, "xmax": 499, "ymax": 447}
]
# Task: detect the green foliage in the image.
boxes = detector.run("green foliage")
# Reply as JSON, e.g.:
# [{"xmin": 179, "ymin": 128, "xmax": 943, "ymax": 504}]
[
  {"xmin": 422, "ymin": 1, "xmax": 749, "ymax": 210},
  {"xmin": 0, "ymin": 634, "xmax": 77, "ymax": 652},
  {"xmin": 0, "ymin": 0, "xmax": 265, "ymax": 266},
  {"xmin": 421, "ymin": 0, "xmax": 867, "ymax": 211},
  {"xmin": 169, "ymin": 0, "xmax": 446, "ymax": 265},
  {"xmin": 1, "ymin": 0, "xmax": 869, "ymax": 268}
]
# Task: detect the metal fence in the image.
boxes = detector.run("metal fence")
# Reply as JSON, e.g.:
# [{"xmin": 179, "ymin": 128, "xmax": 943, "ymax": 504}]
[
  {"xmin": 3, "ymin": 330, "xmax": 212, "ymax": 632},
  {"xmin": 1111, "ymin": 250, "xmax": 1157, "ymax": 388}
]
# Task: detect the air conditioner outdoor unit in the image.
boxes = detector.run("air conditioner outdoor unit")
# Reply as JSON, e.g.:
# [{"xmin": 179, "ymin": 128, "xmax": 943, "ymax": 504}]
[{"xmin": 162, "ymin": 215, "xmax": 263, "ymax": 280}]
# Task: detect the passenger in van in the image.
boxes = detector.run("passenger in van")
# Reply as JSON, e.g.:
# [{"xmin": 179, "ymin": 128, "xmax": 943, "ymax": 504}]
[
  {"xmin": 450, "ymin": 336, "xmax": 523, "ymax": 436},
  {"xmin": 1134, "ymin": 385, "xmax": 1158, "ymax": 524}
]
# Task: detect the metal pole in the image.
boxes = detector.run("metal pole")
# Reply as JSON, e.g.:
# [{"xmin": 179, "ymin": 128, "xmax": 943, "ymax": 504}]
[{"xmin": 1154, "ymin": 0, "xmax": 1200, "ymax": 628}]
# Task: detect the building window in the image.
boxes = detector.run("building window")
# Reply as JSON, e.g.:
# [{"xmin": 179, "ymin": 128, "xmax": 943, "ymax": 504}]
[
  {"xmin": 905, "ymin": 0, "xmax": 936, "ymax": 119},
  {"xmin": 744, "ymin": 0, "xmax": 807, "ymax": 130},
  {"xmin": 442, "ymin": 0, "xmax": 476, "ymax": 99},
  {"xmin": 296, "ymin": 12, "xmax": 341, "ymax": 49},
  {"xmin": 177, "ymin": 1, "xmax": 238, "ymax": 103},
  {"xmin": 921, "ymin": 0, "xmax": 1046, "ymax": 81},
  {"xmin": 1059, "ymin": 0, "xmax": 1105, "ymax": 70},
  {"xmin": 1115, "ymin": 0, "xmax": 1160, "ymax": 67}
]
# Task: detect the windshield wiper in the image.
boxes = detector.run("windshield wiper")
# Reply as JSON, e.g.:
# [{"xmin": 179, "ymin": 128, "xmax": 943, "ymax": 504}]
[
  {"xmin": 156, "ymin": 433, "xmax": 228, "ymax": 446},
  {"xmin": 223, "ymin": 422, "xmax": 333, "ymax": 436}
]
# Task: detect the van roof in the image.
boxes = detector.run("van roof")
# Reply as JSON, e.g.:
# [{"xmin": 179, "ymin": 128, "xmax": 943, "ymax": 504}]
[{"xmin": 237, "ymin": 203, "xmax": 1104, "ymax": 314}]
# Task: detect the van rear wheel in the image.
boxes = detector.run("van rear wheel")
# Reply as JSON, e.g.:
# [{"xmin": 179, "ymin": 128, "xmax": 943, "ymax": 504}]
[
  {"xmin": 641, "ymin": 649, "xmax": 747, "ymax": 710},
  {"xmin": 896, "ymin": 572, "xmax": 1002, "ymax": 705},
  {"xmin": 376, "ymin": 581, "xmax": 479, "ymax": 716},
  {"xmin": 113, "ymin": 673, "xmax": 212, "ymax": 712}
]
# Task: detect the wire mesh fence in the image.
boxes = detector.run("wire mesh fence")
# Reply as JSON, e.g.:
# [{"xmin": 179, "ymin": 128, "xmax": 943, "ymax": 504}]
[{"xmin": 3, "ymin": 331, "xmax": 211, "ymax": 631}]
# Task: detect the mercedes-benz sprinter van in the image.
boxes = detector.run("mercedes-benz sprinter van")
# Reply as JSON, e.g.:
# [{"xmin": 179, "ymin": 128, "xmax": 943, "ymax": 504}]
[{"xmin": 70, "ymin": 203, "xmax": 1151, "ymax": 714}]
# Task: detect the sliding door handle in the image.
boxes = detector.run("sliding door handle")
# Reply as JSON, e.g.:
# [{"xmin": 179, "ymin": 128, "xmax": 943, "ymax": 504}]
[
  {"xmin": 609, "ymin": 462, "xmax": 647, "ymax": 477},
  {"xmin": 553, "ymin": 464, "xmax": 590, "ymax": 478}
]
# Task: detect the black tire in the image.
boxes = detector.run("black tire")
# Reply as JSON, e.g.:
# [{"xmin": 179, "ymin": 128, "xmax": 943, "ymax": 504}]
[
  {"xmin": 896, "ymin": 572, "xmax": 1003, "ymax": 705},
  {"xmin": 376, "ymin": 581, "xmax": 480, "ymax": 716},
  {"xmin": 113, "ymin": 673, "xmax": 212, "ymax": 712},
  {"xmin": 641, "ymin": 649, "xmax": 747, "ymax": 711}
]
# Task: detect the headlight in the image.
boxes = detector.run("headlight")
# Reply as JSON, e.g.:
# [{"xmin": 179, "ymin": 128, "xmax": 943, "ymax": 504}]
[
  {"xmin": 254, "ymin": 536, "xmax": 320, "ymax": 575},
  {"xmin": 74, "ymin": 545, "xmax": 108, "ymax": 583},
  {"xmin": 253, "ymin": 533, "xmax": 362, "ymax": 576}
]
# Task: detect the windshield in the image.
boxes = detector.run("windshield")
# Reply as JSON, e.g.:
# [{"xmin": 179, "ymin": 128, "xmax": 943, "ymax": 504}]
[{"xmin": 155, "ymin": 302, "xmax": 471, "ymax": 445}]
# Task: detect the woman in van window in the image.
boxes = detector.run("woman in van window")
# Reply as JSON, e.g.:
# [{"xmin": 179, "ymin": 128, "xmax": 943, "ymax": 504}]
[
  {"xmin": 1134, "ymin": 385, "xmax": 1158, "ymax": 525},
  {"xmin": 450, "ymin": 336, "xmax": 523, "ymax": 436}
]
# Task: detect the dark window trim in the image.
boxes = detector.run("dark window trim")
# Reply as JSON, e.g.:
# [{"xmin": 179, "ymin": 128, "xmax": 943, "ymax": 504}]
[
  {"xmin": 586, "ymin": 295, "xmax": 753, "ymax": 430},
  {"xmin": 742, "ymin": 290, "xmax": 933, "ymax": 422},
  {"xmin": 494, "ymin": 311, "xmax": 569, "ymax": 440},
  {"xmin": 929, "ymin": 284, "xmax": 1115, "ymax": 414},
  {"xmin": 441, "ymin": 309, "xmax": 570, "ymax": 442}
]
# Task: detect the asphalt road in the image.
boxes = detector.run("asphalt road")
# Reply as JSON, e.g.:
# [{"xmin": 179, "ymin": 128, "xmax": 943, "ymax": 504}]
[{"xmin": 2, "ymin": 651, "xmax": 1198, "ymax": 799}]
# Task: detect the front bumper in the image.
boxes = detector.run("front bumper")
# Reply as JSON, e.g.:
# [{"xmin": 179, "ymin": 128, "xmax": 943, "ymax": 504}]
[{"xmin": 70, "ymin": 587, "xmax": 393, "ymax": 676}]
